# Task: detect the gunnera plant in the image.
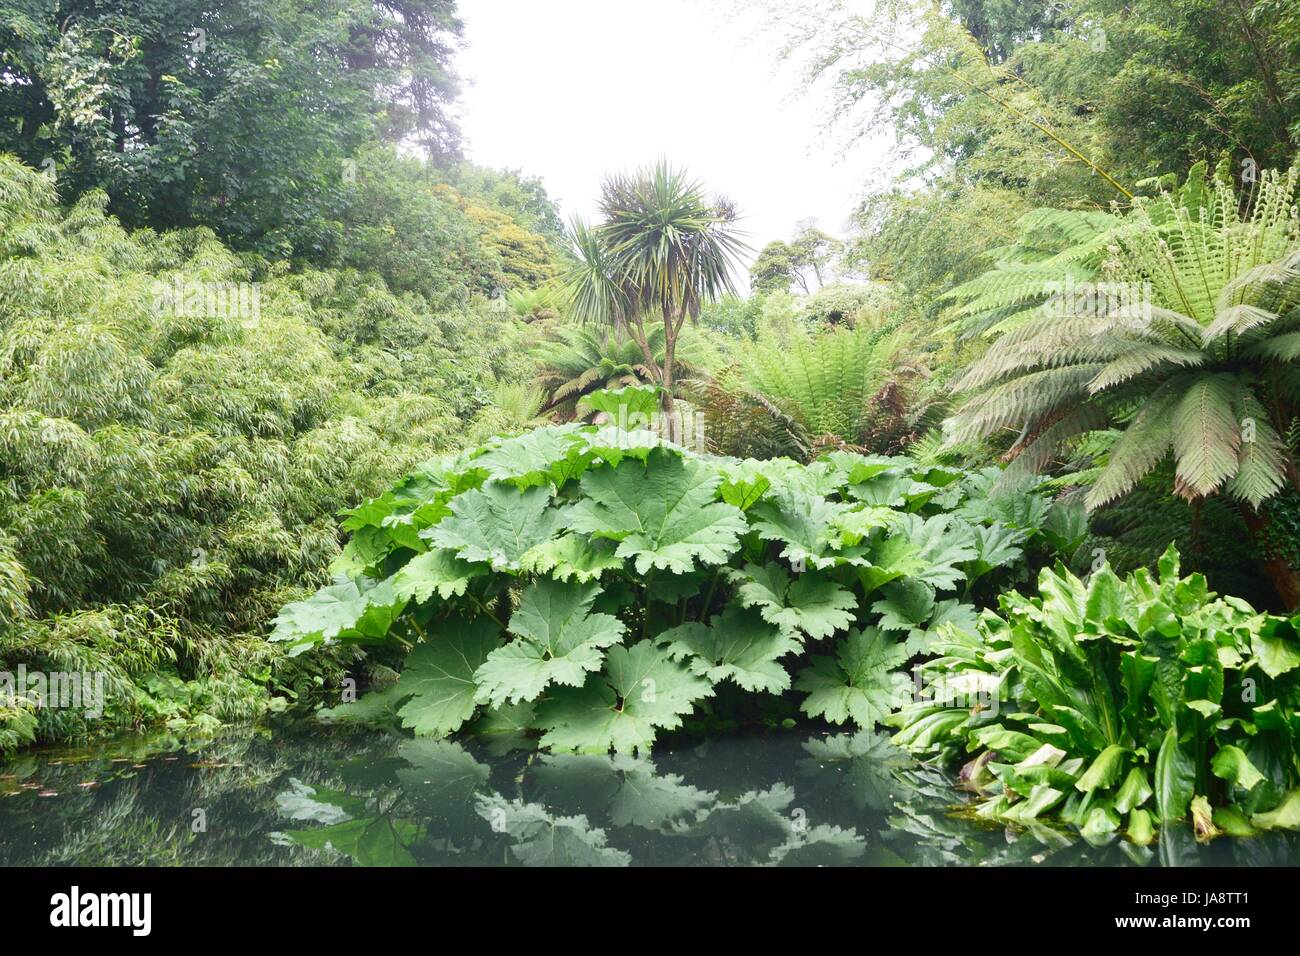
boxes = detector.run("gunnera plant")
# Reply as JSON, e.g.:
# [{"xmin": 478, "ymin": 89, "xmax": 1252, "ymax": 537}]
[{"xmin": 269, "ymin": 386, "xmax": 1084, "ymax": 755}]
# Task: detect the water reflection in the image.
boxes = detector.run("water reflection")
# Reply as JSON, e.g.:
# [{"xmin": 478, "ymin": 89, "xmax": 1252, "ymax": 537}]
[{"xmin": 1, "ymin": 724, "xmax": 1296, "ymax": 866}]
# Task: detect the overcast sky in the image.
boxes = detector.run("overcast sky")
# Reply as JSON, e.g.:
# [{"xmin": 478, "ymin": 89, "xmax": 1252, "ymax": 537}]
[{"xmin": 453, "ymin": 0, "xmax": 891, "ymax": 265}]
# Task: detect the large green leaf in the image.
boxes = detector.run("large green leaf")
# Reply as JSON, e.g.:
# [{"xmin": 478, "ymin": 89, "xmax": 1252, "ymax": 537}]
[
  {"xmin": 390, "ymin": 549, "xmax": 486, "ymax": 603},
  {"xmin": 1153, "ymin": 726, "xmax": 1195, "ymax": 822},
  {"xmin": 1211, "ymin": 745, "xmax": 1265, "ymax": 793},
  {"xmin": 426, "ymin": 482, "xmax": 564, "ymax": 572},
  {"xmin": 269, "ymin": 576, "xmax": 406, "ymax": 655},
  {"xmin": 889, "ymin": 514, "xmax": 977, "ymax": 590},
  {"xmin": 536, "ymin": 640, "xmax": 714, "ymax": 754},
  {"xmin": 1251, "ymin": 790, "xmax": 1300, "ymax": 831},
  {"xmin": 566, "ymin": 447, "xmax": 747, "ymax": 575},
  {"xmin": 473, "ymin": 579, "xmax": 626, "ymax": 707},
  {"xmin": 521, "ymin": 534, "xmax": 625, "ymax": 582},
  {"xmin": 871, "ymin": 578, "xmax": 936, "ymax": 632},
  {"xmin": 796, "ymin": 627, "xmax": 910, "ymax": 728},
  {"xmin": 577, "ymin": 384, "xmax": 664, "ymax": 421},
  {"xmin": 396, "ymin": 617, "xmax": 502, "ymax": 737},
  {"xmin": 657, "ymin": 604, "xmax": 800, "ymax": 692},
  {"xmin": 749, "ymin": 491, "xmax": 868, "ymax": 570},
  {"xmin": 964, "ymin": 523, "xmax": 1026, "ymax": 584},
  {"xmin": 470, "ymin": 425, "xmax": 591, "ymax": 488},
  {"xmin": 1253, "ymin": 618, "xmax": 1300, "ymax": 678},
  {"xmin": 1074, "ymin": 744, "xmax": 1127, "ymax": 793},
  {"xmin": 728, "ymin": 563, "xmax": 855, "ymax": 639}
]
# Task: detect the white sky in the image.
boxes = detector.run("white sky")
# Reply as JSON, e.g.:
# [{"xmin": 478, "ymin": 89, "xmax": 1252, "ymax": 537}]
[{"xmin": 453, "ymin": 0, "xmax": 892, "ymax": 266}]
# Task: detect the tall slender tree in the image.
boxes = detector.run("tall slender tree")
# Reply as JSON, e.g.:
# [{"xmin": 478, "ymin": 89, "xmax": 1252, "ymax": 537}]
[{"xmin": 564, "ymin": 161, "xmax": 747, "ymax": 440}]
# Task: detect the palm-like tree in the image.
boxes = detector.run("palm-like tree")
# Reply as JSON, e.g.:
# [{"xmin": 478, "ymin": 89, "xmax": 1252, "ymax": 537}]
[
  {"xmin": 948, "ymin": 162, "xmax": 1300, "ymax": 602},
  {"xmin": 563, "ymin": 161, "xmax": 747, "ymax": 439},
  {"xmin": 531, "ymin": 323, "xmax": 710, "ymax": 421}
]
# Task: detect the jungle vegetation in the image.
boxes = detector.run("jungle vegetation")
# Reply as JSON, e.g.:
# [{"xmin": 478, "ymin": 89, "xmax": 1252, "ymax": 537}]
[{"xmin": 3, "ymin": 0, "xmax": 1300, "ymax": 844}]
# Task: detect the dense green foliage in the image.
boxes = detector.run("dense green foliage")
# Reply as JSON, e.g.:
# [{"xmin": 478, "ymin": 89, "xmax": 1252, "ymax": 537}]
[
  {"xmin": 272, "ymin": 385, "xmax": 1084, "ymax": 754},
  {"xmin": 783, "ymin": 0, "xmax": 1300, "ymax": 329},
  {"xmin": 892, "ymin": 548, "xmax": 1300, "ymax": 840},
  {"xmin": 1, "ymin": 0, "xmax": 463, "ymax": 254},
  {"xmin": 949, "ymin": 162, "xmax": 1300, "ymax": 512},
  {"xmin": 0, "ymin": 154, "xmax": 534, "ymax": 749},
  {"xmin": 7, "ymin": 0, "xmax": 1300, "ymax": 855}
]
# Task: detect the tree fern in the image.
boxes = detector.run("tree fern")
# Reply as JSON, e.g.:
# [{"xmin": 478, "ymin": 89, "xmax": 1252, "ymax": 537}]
[
  {"xmin": 737, "ymin": 321, "xmax": 918, "ymax": 457},
  {"xmin": 948, "ymin": 160, "xmax": 1300, "ymax": 518}
]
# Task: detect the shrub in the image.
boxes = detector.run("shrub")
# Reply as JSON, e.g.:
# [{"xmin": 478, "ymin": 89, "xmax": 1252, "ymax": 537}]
[
  {"xmin": 271, "ymin": 386, "xmax": 1085, "ymax": 755},
  {"xmin": 0, "ymin": 155, "xmax": 525, "ymax": 750}
]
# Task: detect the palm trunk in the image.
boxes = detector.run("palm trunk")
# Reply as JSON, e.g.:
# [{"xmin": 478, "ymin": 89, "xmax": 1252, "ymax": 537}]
[
  {"xmin": 660, "ymin": 307, "xmax": 686, "ymax": 444},
  {"xmin": 661, "ymin": 336, "xmax": 679, "ymax": 443}
]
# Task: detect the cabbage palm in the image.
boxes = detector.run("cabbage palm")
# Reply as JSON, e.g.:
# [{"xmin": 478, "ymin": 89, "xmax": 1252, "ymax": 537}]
[
  {"xmin": 563, "ymin": 161, "xmax": 747, "ymax": 439},
  {"xmin": 948, "ymin": 163, "xmax": 1300, "ymax": 602}
]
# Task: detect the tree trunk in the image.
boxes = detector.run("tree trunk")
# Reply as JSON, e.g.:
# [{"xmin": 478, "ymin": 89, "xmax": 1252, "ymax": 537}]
[
  {"xmin": 661, "ymin": 309, "xmax": 679, "ymax": 444},
  {"xmin": 1238, "ymin": 505, "xmax": 1300, "ymax": 610}
]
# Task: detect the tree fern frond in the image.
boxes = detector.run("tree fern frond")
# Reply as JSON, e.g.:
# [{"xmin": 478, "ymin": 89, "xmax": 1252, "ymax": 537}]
[
  {"xmin": 1171, "ymin": 374, "xmax": 1241, "ymax": 499},
  {"xmin": 1202, "ymin": 304, "xmax": 1280, "ymax": 344},
  {"xmin": 948, "ymin": 364, "xmax": 1103, "ymax": 443},
  {"xmin": 1245, "ymin": 331, "xmax": 1300, "ymax": 362},
  {"xmin": 1087, "ymin": 344, "xmax": 1205, "ymax": 393},
  {"xmin": 1003, "ymin": 403, "xmax": 1112, "ymax": 480},
  {"xmin": 1085, "ymin": 384, "xmax": 1181, "ymax": 510},
  {"xmin": 1227, "ymin": 388, "xmax": 1287, "ymax": 507}
]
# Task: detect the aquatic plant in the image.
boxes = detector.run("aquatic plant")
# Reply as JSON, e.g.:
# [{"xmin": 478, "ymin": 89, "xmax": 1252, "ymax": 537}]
[{"xmin": 891, "ymin": 547, "xmax": 1300, "ymax": 840}]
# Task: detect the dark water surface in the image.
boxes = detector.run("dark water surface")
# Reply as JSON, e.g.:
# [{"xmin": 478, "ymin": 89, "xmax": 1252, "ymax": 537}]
[{"xmin": 1, "ymin": 723, "xmax": 1296, "ymax": 866}]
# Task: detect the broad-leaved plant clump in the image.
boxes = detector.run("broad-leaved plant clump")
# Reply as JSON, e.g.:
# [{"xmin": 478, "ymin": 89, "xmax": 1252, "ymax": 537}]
[
  {"xmin": 271, "ymin": 386, "xmax": 1084, "ymax": 754},
  {"xmin": 891, "ymin": 548, "xmax": 1300, "ymax": 841}
]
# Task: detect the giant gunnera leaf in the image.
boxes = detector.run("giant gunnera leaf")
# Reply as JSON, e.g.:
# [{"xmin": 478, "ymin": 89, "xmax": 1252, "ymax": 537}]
[
  {"xmin": 269, "ymin": 576, "xmax": 406, "ymax": 656},
  {"xmin": 657, "ymin": 604, "xmax": 800, "ymax": 692},
  {"xmin": 796, "ymin": 627, "xmax": 910, "ymax": 728},
  {"xmin": 275, "ymin": 399, "xmax": 1073, "ymax": 762},
  {"xmin": 473, "ymin": 578, "xmax": 626, "ymax": 707},
  {"xmin": 536, "ymin": 641, "xmax": 714, "ymax": 755},
  {"xmin": 469, "ymin": 425, "xmax": 591, "ymax": 489},
  {"xmin": 396, "ymin": 616, "xmax": 502, "ymax": 737},
  {"xmin": 426, "ymin": 482, "xmax": 564, "ymax": 572},
  {"xmin": 748, "ymin": 491, "xmax": 871, "ymax": 570},
  {"xmin": 565, "ymin": 447, "xmax": 747, "ymax": 575},
  {"xmin": 729, "ymin": 563, "xmax": 855, "ymax": 640},
  {"xmin": 390, "ymin": 549, "xmax": 486, "ymax": 603}
]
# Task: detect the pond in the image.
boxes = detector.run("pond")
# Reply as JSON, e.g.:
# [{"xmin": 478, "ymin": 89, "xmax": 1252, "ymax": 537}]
[{"xmin": 1, "ymin": 722, "xmax": 1296, "ymax": 867}]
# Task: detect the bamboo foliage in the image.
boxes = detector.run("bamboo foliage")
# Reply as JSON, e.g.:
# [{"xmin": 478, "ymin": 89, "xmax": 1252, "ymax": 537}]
[{"xmin": 0, "ymin": 156, "xmax": 523, "ymax": 746}]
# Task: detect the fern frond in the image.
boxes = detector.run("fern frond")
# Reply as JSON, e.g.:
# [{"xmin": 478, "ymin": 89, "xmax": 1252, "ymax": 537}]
[
  {"xmin": 1171, "ymin": 374, "xmax": 1241, "ymax": 499},
  {"xmin": 1085, "ymin": 384, "xmax": 1181, "ymax": 510},
  {"xmin": 1227, "ymin": 388, "xmax": 1287, "ymax": 507}
]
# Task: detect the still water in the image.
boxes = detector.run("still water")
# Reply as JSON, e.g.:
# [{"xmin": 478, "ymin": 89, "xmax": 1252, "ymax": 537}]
[{"xmin": 1, "ymin": 723, "xmax": 1296, "ymax": 866}]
